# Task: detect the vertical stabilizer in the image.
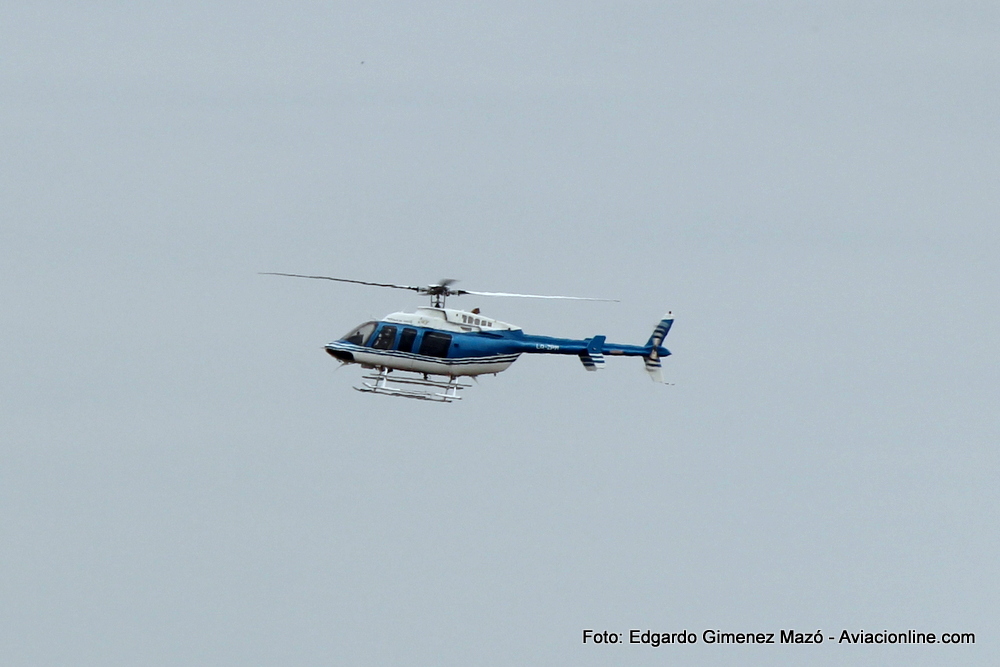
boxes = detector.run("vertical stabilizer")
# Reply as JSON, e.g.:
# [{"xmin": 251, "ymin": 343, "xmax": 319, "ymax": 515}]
[{"xmin": 643, "ymin": 313, "xmax": 674, "ymax": 382}]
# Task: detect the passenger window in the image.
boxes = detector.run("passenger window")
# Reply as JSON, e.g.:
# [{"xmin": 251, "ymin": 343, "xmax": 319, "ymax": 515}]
[
  {"xmin": 398, "ymin": 328, "xmax": 417, "ymax": 353},
  {"xmin": 418, "ymin": 331, "xmax": 452, "ymax": 357},
  {"xmin": 371, "ymin": 325, "xmax": 398, "ymax": 350},
  {"xmin": 342, "ymin": 322, "xmax": 377, "ymax": 346}
]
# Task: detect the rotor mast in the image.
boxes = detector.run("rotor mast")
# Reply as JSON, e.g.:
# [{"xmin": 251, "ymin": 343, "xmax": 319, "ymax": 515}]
[{"xmin": 422, "ymin": 281, "xmax": 454, "ymax": 308}]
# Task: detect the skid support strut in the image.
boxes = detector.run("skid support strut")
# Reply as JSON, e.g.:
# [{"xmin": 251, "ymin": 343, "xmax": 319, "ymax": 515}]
[{"xmin": 355, "ymin": 368, "xmax": 470, "ymax": 403}]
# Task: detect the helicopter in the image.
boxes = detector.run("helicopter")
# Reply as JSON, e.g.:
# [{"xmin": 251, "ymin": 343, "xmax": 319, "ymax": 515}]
[{"xmin": 262, "ymin": 273, "xmax": 674, "ymax": 403}]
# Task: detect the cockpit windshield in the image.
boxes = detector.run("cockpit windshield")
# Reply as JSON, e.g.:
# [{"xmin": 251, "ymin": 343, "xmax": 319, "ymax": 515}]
[{"xmin": 341, "ymin": 321, "xmax": 377, "ymax": 346}]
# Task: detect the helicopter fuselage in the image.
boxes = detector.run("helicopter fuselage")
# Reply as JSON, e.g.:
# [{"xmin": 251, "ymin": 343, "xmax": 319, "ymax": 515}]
[{"xmin": 325, "ymin": 306, "xmax": 668, "ymax": 378}]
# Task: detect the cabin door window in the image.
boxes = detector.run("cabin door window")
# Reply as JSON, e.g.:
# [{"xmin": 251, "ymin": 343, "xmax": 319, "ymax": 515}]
[
  {"xmin": 371, "ymin": 325, "xmax": 398, "ymax": 350},
  {"xmin": 418, "ymin": 331, "xmax": 452, "ymax": 357},
  {"xmin": 397, "ymin": 328, "xmax": 417, "ymax": 353}
]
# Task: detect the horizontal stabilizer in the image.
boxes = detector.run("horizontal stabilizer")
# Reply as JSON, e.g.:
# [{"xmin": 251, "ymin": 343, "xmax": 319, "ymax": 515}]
[{"xmin": 579, "ymin": 335, "xmax": 606, "ymax": 371}]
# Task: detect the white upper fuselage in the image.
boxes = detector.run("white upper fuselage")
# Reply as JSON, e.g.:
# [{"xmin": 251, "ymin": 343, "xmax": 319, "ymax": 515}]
[{"xmin": 382, "ymin": 307, "xmax": 520, "ymax": 333}]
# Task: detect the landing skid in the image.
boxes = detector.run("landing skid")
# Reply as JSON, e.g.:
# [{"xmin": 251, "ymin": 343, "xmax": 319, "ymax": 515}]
[{"xmin": 355, "ymin": 368, "xmax": 471, "ymax": 403}]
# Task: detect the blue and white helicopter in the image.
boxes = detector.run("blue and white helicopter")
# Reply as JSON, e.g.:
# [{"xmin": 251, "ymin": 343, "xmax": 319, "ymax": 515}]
[{"xmin": 263, "ymin": 273, "xmax": 674, "ymax": 402}]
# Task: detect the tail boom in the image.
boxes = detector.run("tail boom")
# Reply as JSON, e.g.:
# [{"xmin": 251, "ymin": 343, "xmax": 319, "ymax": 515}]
[{"xmin": 515, "ymin": 312, "xmax": 673, "ymax": 381}]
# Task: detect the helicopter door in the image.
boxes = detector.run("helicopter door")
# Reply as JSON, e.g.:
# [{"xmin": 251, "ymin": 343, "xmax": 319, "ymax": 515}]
[
  {"xmin": 418, "ymin": 331, "xmax": 452, "ymax": 357},
  {"xmin": 397, "ymin": 328, "xmax": 417, "ymax": 353},
  {"xmin": 370, "ymin": 325, "xmax": 398, "ymax": 350}
]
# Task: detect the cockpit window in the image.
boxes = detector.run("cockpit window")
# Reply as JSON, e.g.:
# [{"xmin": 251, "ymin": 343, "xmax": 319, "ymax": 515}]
[
  {"xmin": 371, "ymin": 325, "xmax": 397, "ymax": 350},
  {"xmin": 341, "ymin": 321, "xmax": 377, "ymax": 346}
]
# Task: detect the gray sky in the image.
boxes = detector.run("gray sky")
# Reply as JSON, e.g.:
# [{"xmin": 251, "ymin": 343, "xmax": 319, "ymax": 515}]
[{"xmin": 2, "ymin": 2, "xmax": 998, "ymax": 665}]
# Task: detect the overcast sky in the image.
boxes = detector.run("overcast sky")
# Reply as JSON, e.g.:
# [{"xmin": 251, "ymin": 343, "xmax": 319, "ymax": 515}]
[{"xmin": 2, "ymin": 2, "xmax": 998, "ymax": 665}]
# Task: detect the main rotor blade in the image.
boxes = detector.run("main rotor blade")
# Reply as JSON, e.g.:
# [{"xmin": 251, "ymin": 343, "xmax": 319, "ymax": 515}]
[
  {"xmin": 458, "ymin": 290, "xmax": 619, "ymax": 302},
  {"xmin": 259, "ymin": 273, "xmax": 422, "ymax": 292}
]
